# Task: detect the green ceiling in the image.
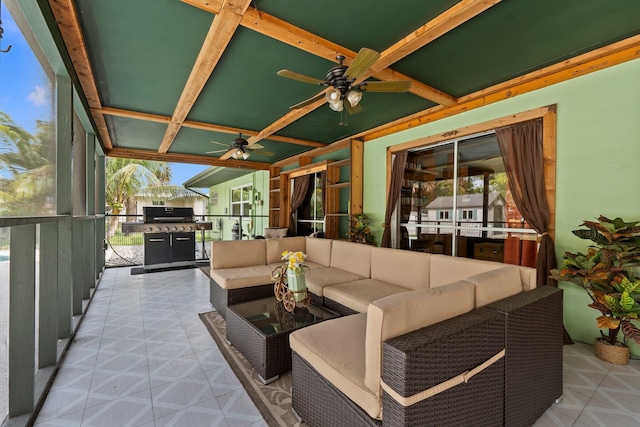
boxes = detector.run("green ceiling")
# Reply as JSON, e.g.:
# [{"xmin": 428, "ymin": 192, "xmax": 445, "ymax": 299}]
[{"xmin": 66, "ymin": 0, "xmax": 640, "ymax": 166}]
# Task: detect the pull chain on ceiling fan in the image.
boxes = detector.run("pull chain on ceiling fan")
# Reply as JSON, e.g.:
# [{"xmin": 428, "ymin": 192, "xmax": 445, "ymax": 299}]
[{"xmin": 277, "ymin": 48, "xmax": 412, "ymax": 116}]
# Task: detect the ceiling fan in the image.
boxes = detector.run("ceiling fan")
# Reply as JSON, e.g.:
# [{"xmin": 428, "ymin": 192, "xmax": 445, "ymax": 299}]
[
  {"xmin": 206, "ymin": 133, "xmax": 274, "ymax": 159},
  {"xmin": 277, "ymin": 48, "xmax": 412, "ymax": 114}
]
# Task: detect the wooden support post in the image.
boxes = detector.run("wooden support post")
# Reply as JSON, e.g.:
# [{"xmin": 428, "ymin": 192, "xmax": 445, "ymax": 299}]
[{"xmin": 39, "ymin": 222, "xmax": 59, "ymax": 368}]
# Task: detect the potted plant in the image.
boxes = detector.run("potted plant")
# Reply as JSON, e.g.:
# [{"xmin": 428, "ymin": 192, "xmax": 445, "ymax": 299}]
[
  {"xmin": 550, "ymin": 216, "xmax": 640, "ymax": 364},
  {"xmin": 347, "ymin": 213, "xmax": 376, "ymax": 245}
]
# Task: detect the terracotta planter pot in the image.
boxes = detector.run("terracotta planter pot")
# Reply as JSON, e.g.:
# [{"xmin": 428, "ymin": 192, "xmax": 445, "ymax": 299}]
[{"xmin": 594, "ymin": 338, "xmax": 630, "ymax": 365}]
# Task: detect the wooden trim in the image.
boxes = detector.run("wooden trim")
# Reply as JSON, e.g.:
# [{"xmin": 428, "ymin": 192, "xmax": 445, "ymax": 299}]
[
  {"xmin": 272, "ymin": 139, "xmax": 351, "ymax": 167},
  {"xmin": 542, "ymin": 106, "xmax": 557, "ymax": 239},
  {"xmin": 284, "ymin": 160, "xmax": 331, "ymax": 179},
  {"xmin": 108, "ymin": 147, "xmax": 270, "ymax": 170},
  {"xmin": 97, "ymin": 106, "xmax": 324, "ymax": 147},
  {"xmin": 48, "ymin": 0, "xmax": 114, "ymax": 149},
  {"xmin": 350, "ymin": 140, "xmax": 364, "ymax": 216},
  {"xmin": 158, "ymin": 0, "xmax": 252, "ymax": 154},
  {"xmin": 389, "ymin": 105, "xmax": 553, "ymax": 153}
]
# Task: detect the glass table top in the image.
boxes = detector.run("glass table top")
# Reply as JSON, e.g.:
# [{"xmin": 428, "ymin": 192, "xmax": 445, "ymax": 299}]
[{"xmin": 228, "ymin": 297, "xmax": 338, "ymax": 336}]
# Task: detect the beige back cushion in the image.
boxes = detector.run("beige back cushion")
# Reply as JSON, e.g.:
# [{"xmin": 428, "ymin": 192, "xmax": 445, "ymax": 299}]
[
  {"xmin": 364, "ymin": 281, "xmax": 476, "ymax": 395},
  {"xmin": 330, "ymin": 240, "xmax": 372, "ymax": 277},
  {"xmin": 370, "ymin": 247, "xmax": 430, "ymax": 290},
  {"xmin": 211, "ymin": 239, "xmax": 266, "ymax": 269},
  {"xmin": 467, "ymin": 266, "xmax": 524, "ymax": 307},
  {"xmin": 266, "ymin": 236, "xmax": 306, "ymax": 264},
  {"xmin": 305, "ymin": 237, "xmax": 333, "ymax": 267},
  {"xmin": 518, "ymin": 266, "xmax": 537, "ymax": 291},
  {"xmin": 429, "ymin": 254, "xmax": 504, "ymax": 288}
]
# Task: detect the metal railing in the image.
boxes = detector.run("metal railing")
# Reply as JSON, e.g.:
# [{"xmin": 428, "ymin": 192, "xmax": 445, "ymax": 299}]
[{"xmin": 104, "ymin": 214, "xmax": 269, "ymax": 267}]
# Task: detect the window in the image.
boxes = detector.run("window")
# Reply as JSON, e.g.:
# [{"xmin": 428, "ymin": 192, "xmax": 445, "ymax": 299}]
[
  {"xmin": 398, "ymin": 129, "xmax": 538, "ymax": 265},
  {"xmin": 0, "ymin": 1, "xmax": 56, "ymax": 217},
  {"xmin": 230, "ymin": 184, "xmax": 252, "ymax": 217}
]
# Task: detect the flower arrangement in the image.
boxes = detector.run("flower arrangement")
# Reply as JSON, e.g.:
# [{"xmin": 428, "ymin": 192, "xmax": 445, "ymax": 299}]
[
  {"xmin": 282, "ymin": 250, "xmax": 308, "ymax": 272},
  {"xmin": 347, "ymin": 213, "xmax": 376, "ymax": 245}
]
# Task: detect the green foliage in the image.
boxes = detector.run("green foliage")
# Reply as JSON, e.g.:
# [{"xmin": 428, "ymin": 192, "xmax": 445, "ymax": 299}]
[
  {"xmin": 105, "ymin": 158, "xmax": 172, "ymax": 214},
  {"xmin": 347, "ymin": 213, "xmax": 376, "ymax": 245},
  {"xmin": 0, "ymin": 113, "xmax": 55, "ymax": 215},
  {"xmin": 551, "ymin": 216, "xmax": 640, "ymax": 345}
]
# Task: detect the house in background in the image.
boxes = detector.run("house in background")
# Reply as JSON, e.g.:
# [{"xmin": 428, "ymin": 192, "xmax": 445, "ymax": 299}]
[{"xmin": 133, "ymin": 186, "xmax": 208, "ymax": 218}]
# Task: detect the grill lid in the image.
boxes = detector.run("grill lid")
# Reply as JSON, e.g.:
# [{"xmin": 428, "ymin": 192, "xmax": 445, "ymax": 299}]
[{"xmin": 143, "ymin": 206, "xmax": 194, "ymax": 223}]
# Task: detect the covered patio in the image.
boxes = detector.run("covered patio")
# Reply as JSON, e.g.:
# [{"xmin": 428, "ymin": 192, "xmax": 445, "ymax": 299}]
[{"xmin": 1, "ymin": 0, "xmax": 639, "ymax": 425}]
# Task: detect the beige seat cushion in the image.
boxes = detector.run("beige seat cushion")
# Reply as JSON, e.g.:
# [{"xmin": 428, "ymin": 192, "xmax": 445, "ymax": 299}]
[
  {"xmin": 467, "ymin": 266, "xmax": 524, "ymax": 307},
  {"xmin": 330, "ymin": 240, "xmax": 372, "ymax": 277},
  {"xmin": 323, "ymin": 279, "xmax": 410, "ymax": 313},
  {"xmin": 429, "ymin": 254, "xmax": 504, "ymax": 288},
  {"xmin": 305, "ymin": 237, "xmax": 332, "ymax": 267},
  {"xmin": 209, "ymin": 265, "xmax": 275, "ymax": 290},
  {"xmin": 305, "ymin": 267, "xmax": 365, "ymax": 297},
  {"xmin": 290, "ymin": 314, "xmax": 382, "ymax": 420},
  {"xmin": 266, "ymin": 236, "xmax": 306, "ymax": 264},
  {"xmin": 364, "ymin": 281, "xmax": 476, "ymax": 396},
  {"xmin": 211, "ymin": 239, "xmax": 266, "ymax": 269},
  {"xmin": 370, "ymin": 247, "xmax": 430, "ymax": 289}
]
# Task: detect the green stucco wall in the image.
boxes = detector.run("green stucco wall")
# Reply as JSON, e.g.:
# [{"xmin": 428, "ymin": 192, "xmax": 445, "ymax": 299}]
[
  {"xmin": 207, "ymin": 171, "xmax": 270, "ymax": 240},
  {"xmin": 363, "ymin": 58, "xmax": 640, "ymax": 355}
]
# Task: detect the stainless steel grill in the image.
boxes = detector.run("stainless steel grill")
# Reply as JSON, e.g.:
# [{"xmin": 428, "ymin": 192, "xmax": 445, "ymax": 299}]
[{"xmin": 122, "ymin": 207, "xmax": 212, "ymax": 269}]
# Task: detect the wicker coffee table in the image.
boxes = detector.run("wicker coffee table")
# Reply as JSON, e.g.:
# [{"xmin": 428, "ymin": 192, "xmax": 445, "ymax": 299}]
[{"xmin": 226, "ymin": 296, "xmax": 338, "ymax": 384}]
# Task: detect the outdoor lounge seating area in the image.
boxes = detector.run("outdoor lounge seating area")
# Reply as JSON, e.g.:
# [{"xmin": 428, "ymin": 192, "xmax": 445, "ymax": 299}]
[{"xmin": 208, "ymin": 237, "xmax": 563, "ymax": 426}]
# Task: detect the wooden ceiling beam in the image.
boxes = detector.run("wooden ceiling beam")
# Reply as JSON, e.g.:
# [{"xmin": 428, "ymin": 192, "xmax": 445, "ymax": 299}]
[
  {"xmin": 158, "ymin": 0, "xmax": 253, "ymax": 154},
  {"xmin": 180, "ymin": 0, "xmax": 454, "ymax": 105},
  {"xmin": 371, "ymin": 0, "xmax": 502, "ymax": 73},
  {"xmin": 96, "ymin": 106, "xmax": 325, "ymax": 147},
  {"xmin": 48, "ymin": 0, "xmax": 114, "ymax": 149},
  {"xmin": 108, "ymin": 147, "xmax": 270, "ymax": 170},
  {"xmin": 220, "ymin": 94, "xmax": 329, "ymax": 159}
]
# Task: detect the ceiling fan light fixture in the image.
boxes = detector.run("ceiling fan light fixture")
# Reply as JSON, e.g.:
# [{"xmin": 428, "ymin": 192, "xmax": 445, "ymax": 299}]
[
  {"xmin": 242, "ymin": 151, "xmax": 250, "ymax": 160},
  {"xmin": 325, "ymin": 87, "xmax": 341, "ymax": 103},
  {"xmin": 328, "ymin": 99, "xmax": 344, "ymax": 112},
  {"xmin": 231, "ymin": 149, "xmax": 243, "ymax": 160},
  {"xmin": 346, "ymin": 89, "xmax": 363, "ymax": 107}
]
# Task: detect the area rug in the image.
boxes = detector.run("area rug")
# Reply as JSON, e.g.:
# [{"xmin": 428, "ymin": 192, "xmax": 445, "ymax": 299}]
[{"xmin": 199, "ymin": 310, "xmax": 304, "ymax": 427}]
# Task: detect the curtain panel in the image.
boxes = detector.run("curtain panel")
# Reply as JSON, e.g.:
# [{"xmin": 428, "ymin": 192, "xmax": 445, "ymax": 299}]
[
  {"xmin": 289, "ymin": 174, "xmax": 311, "ymax": 236},
  {"xmin": 381, "ymin": 150, "xmax": 408, "ymax": 248}
]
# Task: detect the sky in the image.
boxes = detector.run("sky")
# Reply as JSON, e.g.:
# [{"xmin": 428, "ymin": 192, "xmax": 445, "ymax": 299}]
[{"xmin": 170, "ymin": 162, "xmax": 208, "ymax": 187}]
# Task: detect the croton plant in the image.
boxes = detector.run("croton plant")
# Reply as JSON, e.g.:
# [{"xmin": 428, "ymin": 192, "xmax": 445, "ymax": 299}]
[{"xmin": 550, "ymin": 216, "xmax": 640, "ymax": 345}]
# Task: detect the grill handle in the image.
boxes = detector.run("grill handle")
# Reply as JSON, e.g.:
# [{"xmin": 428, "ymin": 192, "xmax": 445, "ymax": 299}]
[
  {"xmin": 175, "ymin": 237, "xmax": 192, "ymax": 241},
  {"xmin": 148, "ymin": 238, "xmax": 165, "ymax": 242}
]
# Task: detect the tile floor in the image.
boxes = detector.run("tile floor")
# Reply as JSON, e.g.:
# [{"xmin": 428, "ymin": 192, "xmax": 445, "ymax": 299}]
[{"xmin": 32, "ymin": 267, "xmax": 640, "ymax": 427}]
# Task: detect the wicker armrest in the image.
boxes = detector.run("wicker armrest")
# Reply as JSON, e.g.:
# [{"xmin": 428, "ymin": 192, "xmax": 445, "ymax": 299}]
[
  {"xmin": 485, "ymin": 286, "xmax": 564, "ymax": 427},
  {"xmin": 382, "ymin": 308, "xmax": 505, "ymax": 427}
]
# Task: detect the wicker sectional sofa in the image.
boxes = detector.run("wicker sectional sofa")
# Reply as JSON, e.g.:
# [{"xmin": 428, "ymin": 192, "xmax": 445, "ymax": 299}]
[{"xmin": 208, "ymin": 237, "xmax": 563, "ymax": 426}]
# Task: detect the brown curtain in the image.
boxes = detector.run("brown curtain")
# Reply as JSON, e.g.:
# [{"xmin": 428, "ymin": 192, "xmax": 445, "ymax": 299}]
[
  {"xmin": 320, "ymin": 170, "xmax": 327, "ymax": 231},
  {"xmin": 495, "ymin": 119, "xmax": 572, "ymax": 344},
  {"xmin": 381, "ymin": 150, "xmax": 408, "ymax": 248},
  {"xmin": 289, "ymin": 174, "xmax": 311, "ymax": 236}
]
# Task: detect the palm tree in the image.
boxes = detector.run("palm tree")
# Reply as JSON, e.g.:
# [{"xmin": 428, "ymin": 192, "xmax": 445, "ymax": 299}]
[
  {"xmin": 0, "ymin": 113, "xmax": 55, "ymax": 216},
  {"xmin": 105, "ymin": 158, "xmax": 172, "ymax": 235}
]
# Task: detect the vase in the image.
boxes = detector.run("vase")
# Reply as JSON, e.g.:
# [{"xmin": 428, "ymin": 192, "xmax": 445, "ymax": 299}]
[
  {"xmin": 287, "ymin": 269, "xmax": 307, "ymax": 302},
  {"xmin": 594, "ymin": 338, "xmax": 630, "ymax": 365}
]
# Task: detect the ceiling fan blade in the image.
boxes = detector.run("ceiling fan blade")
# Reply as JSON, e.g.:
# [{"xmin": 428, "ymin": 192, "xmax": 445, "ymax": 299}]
[
  {"xmin": 290, "ymin": 91, "xmax": 326, "ymax": 109},
  {"xmin": 248, "ymin": 142, "xmax": 264, "ymax": 150},
  {"xmin": 359, "ymin": 80, "xmax": 412, "ymax": 92},
  {"xmin": 344, "ymin": 48, "xmax": 380, "ymax": 81},
  {"xmin": 205, "ymin": 149, "xmax": 229, "ymax": 154},
  {"xmin": 345, "ymin": 101, "xmax": 363, "ymax": 115},
  {"xmin": 277, "ymin": 70, "xmax": 325, "ymax": 85},
  {"xmin": 250, "ymin": 149, "xmax": 275, "ymax": 157},
  {"xmin": 209, "ymin": 140, "xmax": 229, "ymax": 147}
]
